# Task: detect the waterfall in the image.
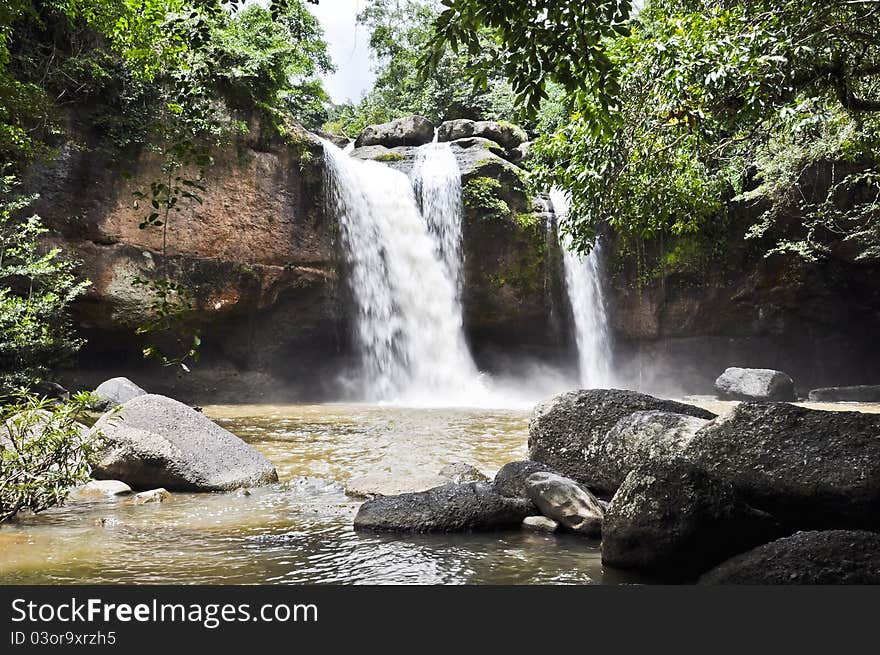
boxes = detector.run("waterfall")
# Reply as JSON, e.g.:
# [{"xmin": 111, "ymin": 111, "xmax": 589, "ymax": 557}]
[
  {"xmin": 322, "ymin": 139, "xmax": 485, "ymax": 405},
  {"xmin": 549, "ymin": 188, "xmax": 614, "ymax": 388}
]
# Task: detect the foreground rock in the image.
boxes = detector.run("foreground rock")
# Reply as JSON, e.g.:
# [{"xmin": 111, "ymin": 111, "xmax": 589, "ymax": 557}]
[
  {"xmin": 528, "ymin": 389, "xmax": 715, "ymax": 493},
  {"xmin": 492, "ymin": 460, "xmax": 559, "ymax": 499},
  {"xmin": 583, "ymin": 410, "xmax": 710, "ymax": 493},
  {"xmin": 685, "ymin": 402, "xmax": 880, "ymax": 529},
  {"xmin": 353, "ymin": 483, "xmax": 533, "ymax": 533},
  {"xmin": 91, "ymin": 394, "xmax": 278, "ymax": 491},
  {"xmin": 354, "ymin": 115, "xmax": 434, "ymax": 148},
  {"xmin": 525, "ymin": 472, "xmax": 603, "ymax": 536},
  {"xmin": 714, "ymin": 367, "xmax": 795, "ymax": 401},
  {"xmin": 808, "ymin": 385, "xmax": 880, "ymax": 402},
  {"xmin": 602, "ymin": 460, "xmax": 780, "ymax": 580},
  {"xmin": 699, "ymin": 530, "xmax": 880, "ymax": 584},
  {"xmin": 93, "ymin": 377, "xmax": 147, "ymax": 409}
]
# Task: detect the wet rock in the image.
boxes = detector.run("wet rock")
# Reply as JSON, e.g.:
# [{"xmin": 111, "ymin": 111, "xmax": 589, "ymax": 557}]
[
  {"xmin": 525, "ymin": 472, "xmax": 604, "ymax": 536},
  {"xmin": 345, "ymin": 472, "xmax": 449, "ymax": 499},
  {"xmin": 684, "ymin": 401, "xmax": 880, "ymax": 529},
  {"xmin": 91, "ymin": 394, "xmax": 278, "ymax": 492},
  {"xmin": 522, "ymin": 516, "xmax": 559, "ymax": 533},
  {"xmin": 492, "ymin": 460, "xmax": 559, "ymax": 499},
  {"xmin": 71, "ymin": 480, "xmax": 132, "ymax": 499},
  {"xmin": 439, "ymin": 462, "xmax": 488, "ymax": 484},
  {"xmin": 437, "ymin": 119, "xmax": 475, "ymax": 142},
  {"xmin": 93, "ymin": 377, "xmax": 147, "ymax": 410},
  {"xmin": 528, "ymin": 389, "xmax": 715, "ymax": 492},
  {"xmin": 602, "ymin": 459, "xmax": 780, "ymax": 580},
  {"xmin": 314, "ymin": 129, "xmax": 351, "ymax": 149},
  {"xmin": 354, "ymin": 115, "xmax": 434, "ymax": 148},
  {"xmin": 353, "ymin": 482, "xmax": 533, "ymax": 533},
  {"xmin": 132, "ymin": 488, "xmax": 170, "ymax": 504},
  {"xmin": 472, "ymin": 121, "xmax": 527, "ymax": 149},
  {"xmin": 583, "ymin": 410, "xmax": 710, "ymax": 494},
  {"xmin": 808, "ymin": 385, "xmax": 880, "ymax": 402},
  {"xmin": 714, "ymin": 367, "xmax": 795, "ymax": 401},
  {"xmin": 699, "ymin": 530, "xmax": 880, "ymax": 584}
]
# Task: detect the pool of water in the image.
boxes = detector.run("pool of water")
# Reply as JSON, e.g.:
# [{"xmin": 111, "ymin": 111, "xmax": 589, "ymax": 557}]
[{"xmin": 2, "ymin": 400, "xmax": 877, "ymax": 585}]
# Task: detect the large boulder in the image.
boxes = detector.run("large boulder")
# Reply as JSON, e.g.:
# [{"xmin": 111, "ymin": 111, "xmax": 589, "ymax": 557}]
[
  {"xmin": 91, "ymin": 394, "xmax": 278, "ymax": 491},
  {"xmin": 714, "ymin": 367, "xmax": 795, "ymax": 401},
  {"xmin": 602, "ymin": 459, "xmax": 780, "ymax": 580},
  {"xmin": 684, "ymin": 402, "xmax": 880, "ymax": 529},
  {"xmin": 699, "ymin": 530, "xmax": 880, "ymax": 584},
  {"xmin": 808, "ymin": 385, "xmax": 880, "ymax": 402},
  {"xmin": 353, "ymin": 482, "xmax": 533, "ymax": 533},
  {"xmin": 528, "ymin": 389, "xmax": 716, "ymax": 492},
  {"xmin": 93, "ymin": 377, "xmax": 147, "ymax": 409},
  {"xmin": 354, "ymin": 115, "xmax": 434, "ymax": 148},
  {"xmin": 492, "ymin": 460, "xmax": 559, "ymax": 499},
  {"xmin": 471, "ymin": 121, "xmax": 527, "ymax": 149},
  {"xmin": 583, "ymin": 410, "xmax": 710, "ymax": 494},
  {"xmin": 525, "ymin": 472, "xmax": 604, "ymax": 536},
  {"xmin": 437, "ymin": 119, "xmax": 475, "ymax": 142}
]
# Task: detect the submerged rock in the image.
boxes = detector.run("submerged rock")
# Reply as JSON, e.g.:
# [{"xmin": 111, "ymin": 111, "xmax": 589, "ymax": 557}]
[
  {"xmin": 808, "ymin": 385, "xmax": 880, "ymax": 402},
  {"xmin": 345, "ymin": 472, "xmax": 449, "ymax": 499},
  {"xmin": 354, "ymin": 115, "xmax": 434, "ymax": 148},
  {"xmin": 492, "ymin": 460, "xmax": 559, "ymax": 499},
  {"xmin": 714, "ymin": 367, "xmax": 795, "ymax": 401},
  {"xmin": 601, "ymin": 459, "xmax": 780, "ymax": 580},
  {"xmin": 527, "ymin": 389, "xmax": 715, "ymax": 492},
  {"xmin": 522, "ymin": 516, "xmax": 559, "ymax": 533},
  {"xmin": 583, "ymin": 410, "xmax": 709, "ymax": 494},
  {"xmin": 684, "ymin": 401, "xmax": 880, "ymax": 529},
  {"xmin": 525, "ymin": 472, "xmax": 604, "ymax": 537},
  {"xmin": 439, "ymin": 462, "xmax": 488, "ymax": 484},
  {"xmin": 353, "ymin": 482, "xmax": 533, "ymax": 533},
  {"xmin": 699, "ymin": 530, "xmax": 880, "ymax": 584},
  {"xmin": 93, "ymin": 377, "xmax": 147, "ymax": 410},
  {"xmin": 132, "ymin": 488, "xmax": 171, "ymax": 505},
  {"xmin": 91, "ymin": 394, "xmax": 278, "ymax": 492}
]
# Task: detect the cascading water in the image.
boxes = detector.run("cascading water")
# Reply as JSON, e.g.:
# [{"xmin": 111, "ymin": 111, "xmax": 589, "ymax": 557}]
[
  {"xmin": 549, "ymin": 188, "xmax": 614, "ymax": 388},
  {"xmin": 322, "ymin": 139, "xmax": 485, "ymax": 405}
]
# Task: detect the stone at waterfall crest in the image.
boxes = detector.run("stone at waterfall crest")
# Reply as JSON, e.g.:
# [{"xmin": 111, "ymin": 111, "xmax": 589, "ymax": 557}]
[{"xmin": 90, "ymin": 394, "xmax": 277, "ymax": 491}]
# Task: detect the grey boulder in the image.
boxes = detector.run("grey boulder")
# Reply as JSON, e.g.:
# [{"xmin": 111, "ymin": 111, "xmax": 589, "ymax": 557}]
[
  {"xmin": 353, "ymin": 482, "xmax": 533, "ymax": 533},
  {"xmin": 699, "ymin": 530, "xmax": 880, "ymax": 584},
  {"xmin": 471, "ymin": 121, "xmax": 527, "ymax": 149},
  {"xmin": 528, "ymin": 389, "xmax": 715, "ymax": 492},
  {"xmin": 714, "ymin": 367, "xmax": 795, "ymax": 401},
  {"xmin": 437, "ymin": 119, "xmax": 475, "ymax": 141},
  {"xmin": 91, "ymin": 394, "xmax": 278, "ymax": 491},
  {"xmin": 93, "ymin": 377, "xmax": 147, "ymax": 409},
  {"xmin": 354, "ymin": 115, "xmax": 434, "ymax": 148},
  {"xmin": 602, "ymin": 459, "xmax": 780, "ymax": 580},
  {"xmin": 684, "ymin": 401, "xmax": 880, "ymax": 529},
  {"xmin": 492, "ymin": 460, "xmax": 559, "ymax": 499},
  {"xmin": 525, "ymin": 472, "xmax": 604, "ymax": 537}
]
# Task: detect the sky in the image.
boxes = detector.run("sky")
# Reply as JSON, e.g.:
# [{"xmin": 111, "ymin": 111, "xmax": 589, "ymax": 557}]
[{"xmin": 306, "ymin": 0, "xmax": 376, "ymax": 104}]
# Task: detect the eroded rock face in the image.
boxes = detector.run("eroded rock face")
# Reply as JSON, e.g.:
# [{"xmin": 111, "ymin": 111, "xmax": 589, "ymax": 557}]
[
  {"xmin": 91, "ymin": 394, "xmax": 278, "ymax": 491},
  {"xmin": 93, "ymin": 377, "xmax": 147, "ymax": 409},
  {"xmin": 525, "ymin": 472, "xmax": 604, "ymax": 536},
  {"xmin": 714, "ymin": 367, "xmax": 796, "ymax": 401},
  {"xmin": 353, "ymin": 482, "xmax": 534, "ymax": 533},
  {"xmin": 699, "ymin": 530, "xmax": 880, "ymax": 584},
  {"xmin": 354, "ymin": 115, "xmax": 434, "ymax": 148},
  {"xmin": 602, "ymin": 459, "xmax": 780, "ymax": 580},
  {"xmin": 528, "ymin": 389, "xmax": 716, "ymax": 491},
  {"xmin": 684, "ymin": 402, "xmax": 880, "ymax": 529}
]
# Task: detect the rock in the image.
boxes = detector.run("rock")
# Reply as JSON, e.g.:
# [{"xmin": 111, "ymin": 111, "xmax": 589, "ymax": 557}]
[
  {"xmin": 714, "ymin": 367, "xmax": 795, "ymax": 401},
  {"xmin": 132, "ymin": 488, "xmax": 170, "ymax": 504},
  {"xmin": 492, "ymin": 460, "xmax": 559, "ymax": 499},
  {"xmin": 437, "ymin": 119, "xmax": 475, "ymax": 142},
  {"xmin": 70, "ymin": 480, "xmax": 132, "ymax": 499},
  {"xmin": 583, "ymin": 410, "xmax": 710, "ymax": 494},
  {"xmin": 439, "ymin": 462, "xmax": 488, "ymax": 484},
  {"xmin": 684, "ymin": 401, "xmax": 880, "ymax": 529},
  {"xmin": 471, "ymin": 121, "xmax": 527, "ymax": 149},
  {"xmin": 808, "ymin": 385, "xmax": 880, "ymax": 402},
  {"xmin": 525, "ymin": 472, "xmax": 604, "ymax": 536},
  {"xmin": 354, "ymin": 115, "xmax": 434, "ymax": 148},
  {"xmin": 353, "ymin": 482, "xmax": 534, "ymax": 533},
  {"xmin": 527, "ymin": 389, "xmax": 716, "ymax": 492},
  {"xmin": 602, "ymin": 460, "xmax": 780, "ymax": 580},
  {"xmin": 314, "ymin": 129, "xmax": 351, "ymax": 149},
  {"xmin": 699, "ymin": 530, "xmax": 880, "ymax": 584},
  {"xmin": 522, "ymin": 516, "xmax": 559, "ymax": 533},
  {"xmin": 91, "ymin": 394, "xmax": 278, "ymax": 492},
  {"xmin": 93, "ymin": 377, "xmax": 147, "ymax": 409},
  {"xmin": 508, "ymin": 140, "xmax": 532, "ymax": 165},
  {"xmin": 448, "ymin": 136, "xmax": 504, "ymax": 153},
  {"xmin": 345, "ymin": 472, "xmax": 449, "ymax": 499}
]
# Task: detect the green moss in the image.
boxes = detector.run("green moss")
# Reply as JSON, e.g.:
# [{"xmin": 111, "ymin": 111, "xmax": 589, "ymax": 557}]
[
  {"xmin": 463, "ymin": 176, "xmax": 510, "ymax": 221},
  {"xmin": 371, "ymin": 152, "xmax": 406, "ymax": 162}
]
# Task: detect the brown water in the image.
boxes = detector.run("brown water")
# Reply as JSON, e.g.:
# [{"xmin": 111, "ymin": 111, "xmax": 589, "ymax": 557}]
[{"xmin": 2, "ymin": 400, "xmax": 877, "ymax": 585}]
